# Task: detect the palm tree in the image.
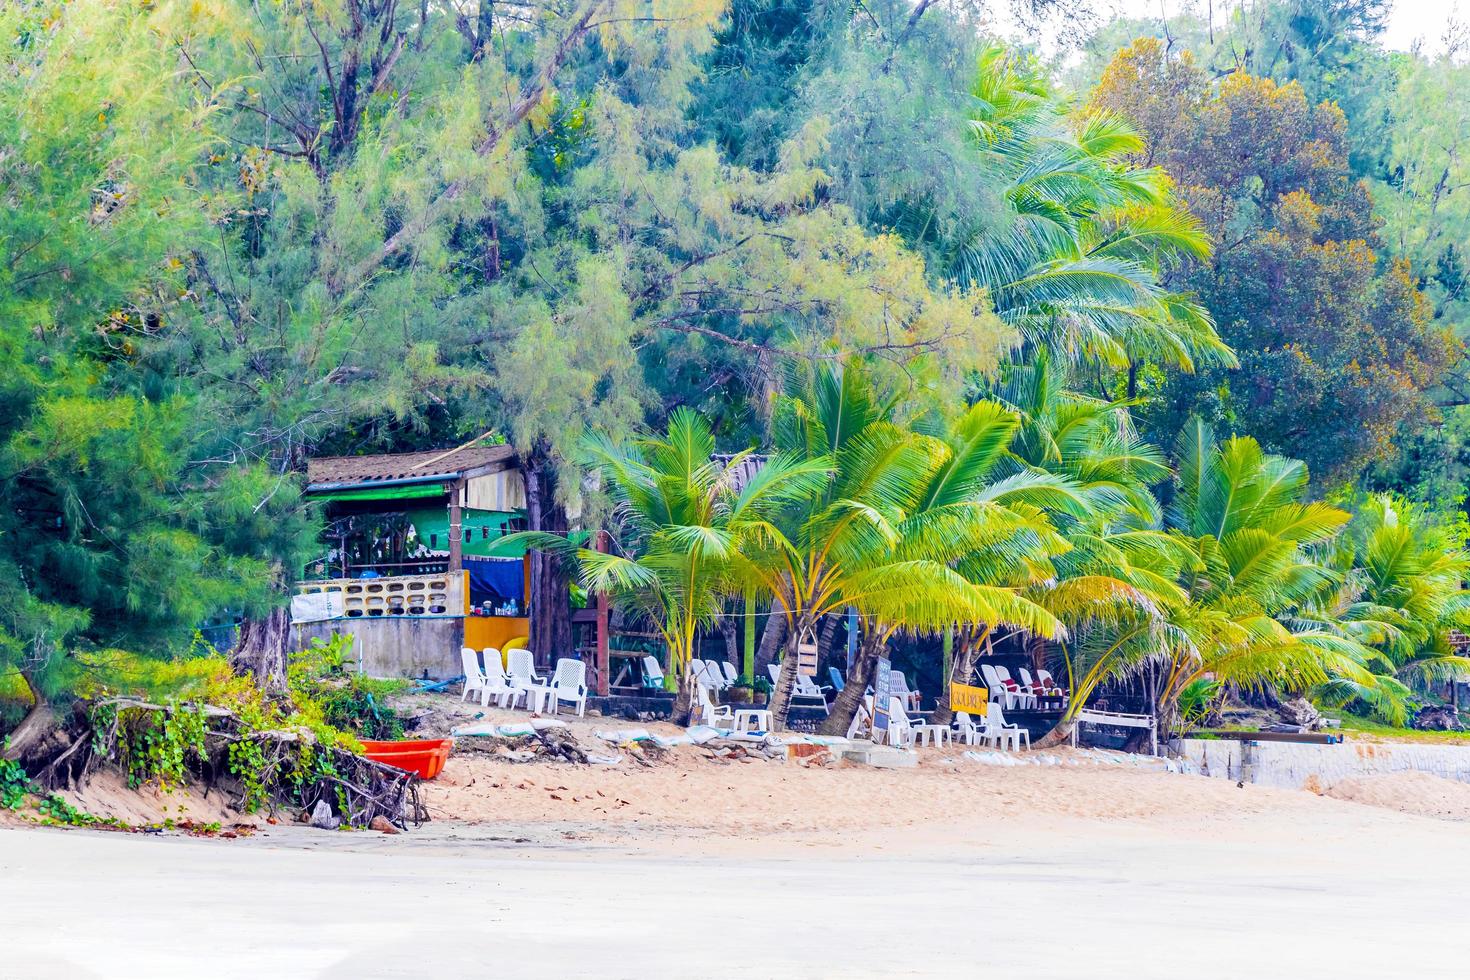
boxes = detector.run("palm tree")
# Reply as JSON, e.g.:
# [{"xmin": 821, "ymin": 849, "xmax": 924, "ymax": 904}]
[
  {"xmin": 738, "ymin": 362, "xmax": 1062, "ymax": 730},
  {"xmin": 820, "ymin": 397, "xmax": 1072, "ymax": 735},
  {"xmin": 1066, "ymin": 420, "xmax": 1379, "ymax": 740},
  {"xmin": 509, "ymin": 408, "xmax": 829, "ymax": 721},
  {"xmin": 946, "ymin": 44, "xmax": 1233, "ymax": 375},
  {"xmin": 989, "ymin": 355, "xmax": 1188, "ymax": 745},
  {"xmin": 1306, "ymin": 495, "xmax": 1470, "ymax": 724}
]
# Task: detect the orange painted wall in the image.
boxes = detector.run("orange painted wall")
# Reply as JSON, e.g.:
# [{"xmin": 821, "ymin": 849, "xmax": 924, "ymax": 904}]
[{"xmin": 464, "ymin": 615, "xmax": 530, "ymax": 661}]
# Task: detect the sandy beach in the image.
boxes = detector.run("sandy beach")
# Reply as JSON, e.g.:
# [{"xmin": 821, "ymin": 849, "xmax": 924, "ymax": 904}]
[{"xmin": 6, "ymin": 699, "xmax": 1470, "ymax": 980}]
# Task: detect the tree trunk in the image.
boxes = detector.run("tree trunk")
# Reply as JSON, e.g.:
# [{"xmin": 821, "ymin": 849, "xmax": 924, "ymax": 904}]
[
  {"xmin": 820, "ymin": 631, "xmax": 885, "ymax": 736},
  {"xmin": 522, "ymin": 444, "xmax": 572, "ymax": 669},
  {"xmin": 719, "ymin": 605, "xmax": 739, "ymax": 669},
  {"xmin": 754, "ymin": 606, "xmax": 786, "ymax": 680},
  {"xmin": 1032, "ymin": 715, "xmax": 1078, "ymax": 750},
  {"xmin": 672, "ymin": 669, "xmax": 694, "ymax": 726},
  {"xmin": 230, "ymin": 606, "xmax": 292, "ymax": 697},
  {"xmin": 1, "ymin": 671, "xmax": 59, "ymax": 763},
  {"xmin": 767, "ymin": 621, "xmax": 806, "ymax": 730},
  {"xmin": 930, "ymin": 628, "xmax": 983, "ymax": 728},
  {"xmin": 816, "ymin": 615, "xmax": 839, "ymax": 670}
]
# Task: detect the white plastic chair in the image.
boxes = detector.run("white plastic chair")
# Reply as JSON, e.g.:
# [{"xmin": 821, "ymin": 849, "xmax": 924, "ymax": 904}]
[
  {"xmin": 890, "ymin": 671, "xmax": 921, "ymax": 712},
  {"xmin": 982, "ymin": 664, "xmax": 1033, "ymax": 710},
  {"xmin": 642, "ymin": 655, "xmax": 666, "ymax": 690},
  {"xmin": 481, "ymin": 649, "xmax": 524, "ymax": 708},
  {"xmin": 883, "ymin": 696, "xmax": 916, "ymax": 748},
  {"xmin": 984, "ymin": 701, "xmax": 1030, "ymax": 751},
  {"xmin": 507, "ymin": 648, "xmax": 550, "ymax": 711},
  {"xmin": 548, "ymin": 658, "xmax": 589, "ymax": 717},
  {"xmin": 460, "ymin": 647, "xmax": 487, "ymax": 703},
  {"xmin": 694, "ymin": 680, "xmax": 734, "ymax": 728},
  {"xmin": 701, "ymin": 660, "xmax": 729, "ymax": 691},
  {"xmin": 953, "ymin": 710, "xmax": 985, "ymax": 745},
  {"xmin": 507, "ymin": 648, "xmax": 544, "ymax": 686},
  {"xmin": 687, "ymin": 658, "xmax": 710, "ymax": 687},
  {"xmin": 769, "ymin": 664, "xmax": 829, "ymax": 708},
  {"xmin": 1037, "ymin": 668, "xmax": 1068, "ymax": 705},
  {"xmin": 721, "ymin": 661, "xmax": 740, "ymax": 686},
  {"xmin": 979, "ymin": 664, "xmax": 1011, "ymax": 709},
  {"xmin": 996, "ymin": 666, "xmax": 1039, "ymax": 708}
]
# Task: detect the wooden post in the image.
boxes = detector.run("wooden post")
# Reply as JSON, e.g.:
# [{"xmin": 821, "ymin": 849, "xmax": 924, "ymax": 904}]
[
  {"xmin": 448, "ymin": 479, "xmax": 464, "ymax": 572},
  {"xmin": 595, "ymin": 530, "xmax": 610, "ymax": 697},
  {"xmin": 942, "ymin": 624, "xmax": 953, "ymax": 686},
  {"xmin": 743, "ymin": 587, "xmax": 756, "ymax": 682}
]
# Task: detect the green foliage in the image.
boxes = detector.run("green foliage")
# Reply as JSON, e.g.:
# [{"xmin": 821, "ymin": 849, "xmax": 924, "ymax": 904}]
[
  {"xmin": 117, "ymin": 703, "xmax": 209, "ymax": 791},
  {"xmin": 2, "ymin": 0, "xmax": 1466, "ymax": 749},
  {"xmin": 0, "ymin": 754, "xmax": 30, "ymax": 810},
  {"xmin": 1090, "ymin": 36, "xmax": 1459, "ymax": 485},
  {"xmin": 1177, "ymin": 679, "xmax": 1222, "ymax": 730}
]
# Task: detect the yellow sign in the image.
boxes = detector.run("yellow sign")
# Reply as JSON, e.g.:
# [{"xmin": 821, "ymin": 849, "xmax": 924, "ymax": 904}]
[{"xmin": 949, "ymin": 682, "xmax": 989, "ymax": 715}]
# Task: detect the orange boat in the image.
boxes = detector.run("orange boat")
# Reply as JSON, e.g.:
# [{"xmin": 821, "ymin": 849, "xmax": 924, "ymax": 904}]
[{"xmin": 359, "ymin": 738, "xmax": 452, "ymax": 780}]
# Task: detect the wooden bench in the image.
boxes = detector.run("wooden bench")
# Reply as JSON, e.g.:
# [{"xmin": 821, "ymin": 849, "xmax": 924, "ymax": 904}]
[{"xmin": 1071, "ymin": 708, "xmax": 1158, "ymax": 755}]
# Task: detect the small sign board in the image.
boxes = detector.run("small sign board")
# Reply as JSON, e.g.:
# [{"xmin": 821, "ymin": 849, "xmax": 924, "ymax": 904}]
[
  {"xmin": 872, "ymin": 657, "xmax": 893, "ymax": 740},
  {"xmin": 796, "ymin": 640, "xmax": 819, "ymax": 677},
  {"xmin": 949, "ymin": 682, "xmax": 989, "ymax": 716}
]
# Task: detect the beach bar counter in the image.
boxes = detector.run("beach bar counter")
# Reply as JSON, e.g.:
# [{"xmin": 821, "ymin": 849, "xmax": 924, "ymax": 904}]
[{"xmin": 292, "ymin": 445, "xmax": 542, "ymax": 680}]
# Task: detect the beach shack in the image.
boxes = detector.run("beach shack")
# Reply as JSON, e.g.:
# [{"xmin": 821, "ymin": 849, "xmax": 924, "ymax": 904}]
[{"xmin": 292, "ymin": 445, "xmax": 539, "ymax": 681}]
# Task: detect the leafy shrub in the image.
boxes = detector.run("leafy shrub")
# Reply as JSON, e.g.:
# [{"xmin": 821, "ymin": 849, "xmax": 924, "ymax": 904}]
[{"xmin": 1, "ymin": 754, "xmax": 30, "ymax": 809}]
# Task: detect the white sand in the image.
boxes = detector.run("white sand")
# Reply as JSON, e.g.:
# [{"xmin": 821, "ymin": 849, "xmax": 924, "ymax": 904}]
[{"xmin": 7, "ymin": 692, "xmax": 1470, "ymax": 977}]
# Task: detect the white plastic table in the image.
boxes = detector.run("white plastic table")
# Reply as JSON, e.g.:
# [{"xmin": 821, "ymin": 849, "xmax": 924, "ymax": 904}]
[
  {"xmin": 733, "ymin": 708, "xmax": 773, "ymax": 732},
  {"xmin": 520, "ymin": 683, "xmax": 553, "ymax": 714},
  {"xmin": 912, "ymin": 723, "xmax": 951, "ymax": 748}
]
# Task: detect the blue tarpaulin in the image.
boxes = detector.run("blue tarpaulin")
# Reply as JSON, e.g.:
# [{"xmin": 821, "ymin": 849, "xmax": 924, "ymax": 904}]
[{"xmin": 465, "ymin": 555, "xmax": 525, "ymax": 608}]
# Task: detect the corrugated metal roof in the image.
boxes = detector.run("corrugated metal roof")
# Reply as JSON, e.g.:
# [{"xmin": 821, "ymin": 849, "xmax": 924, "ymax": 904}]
[
  {"xmin": 306, "ymin": 444, "xmax": 516, "ymax": 488},
  {"xmin": 711, "ymin": 453, "xmax": 768, "ymax": 493}
]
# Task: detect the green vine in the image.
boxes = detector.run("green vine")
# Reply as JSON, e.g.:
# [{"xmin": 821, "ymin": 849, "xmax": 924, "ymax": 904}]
[
  {"xmin": 1, "ymin": 755, "xmax": 29, "ymax": 810},
  {"xmin": 117, "ymin": 700, "xmax": 208, "ymax": 790}
]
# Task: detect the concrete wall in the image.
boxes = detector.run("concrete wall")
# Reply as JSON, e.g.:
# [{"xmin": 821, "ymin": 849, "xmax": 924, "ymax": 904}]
[
  {"xmin": 1175, "ymin": 738, "xmax": 1470, "ymax": 791},
  {"xmin": 294, "ymin": 617, "xmax": 464, "ymax": 681}
]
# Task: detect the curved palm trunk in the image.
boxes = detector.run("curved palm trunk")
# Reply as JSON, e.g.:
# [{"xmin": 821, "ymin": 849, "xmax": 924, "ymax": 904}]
[
  {"xmin": 753, "ymin": 609, "xmax": 786, "ymax": 681},
  {"xmin": 820, "ymin": 631, "xmax": 885, "ymax": 736},
  {"xmin": 1032, "ymin": 714, "xmax": 1078, "ymax": 749},
  {"xmin": 767, "ymin": 619, "xmax": 808, "ymax": 730}
]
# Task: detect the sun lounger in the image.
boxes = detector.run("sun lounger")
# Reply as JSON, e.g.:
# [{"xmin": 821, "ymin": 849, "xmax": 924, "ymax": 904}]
[
  {"xmin": 982, "ymin": 664, "xmax": 1034, "ymax": 710},
  {"xmin": 642, "ymin": 655, "xmax": 666, "ymax": 690},
  {"xmin": 996, "ymin": 666, "xmax": 1040, "ymax": 708},
  {"xmin": 1036, "ymin": 668, "xmax": 1069, "ymax": 705},
  {"xmin": 768, "ymin": 665, "xmax": 830, "ymax": 711}
]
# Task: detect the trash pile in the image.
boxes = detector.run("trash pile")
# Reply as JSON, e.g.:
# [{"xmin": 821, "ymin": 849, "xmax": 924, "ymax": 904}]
[{"xmin": 447, "ymin": 719, "xmax": 849, "ymax": 768}]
